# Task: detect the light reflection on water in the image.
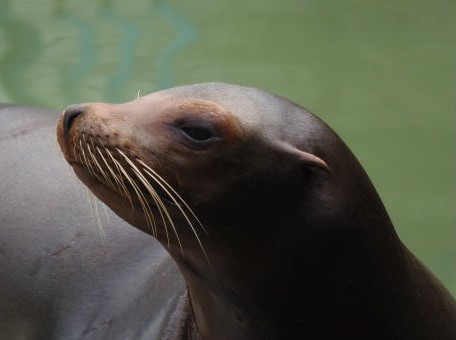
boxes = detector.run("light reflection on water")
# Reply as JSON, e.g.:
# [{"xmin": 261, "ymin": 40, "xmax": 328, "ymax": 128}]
[
  {"xmin": 0, "ymin": 0, "xmax": 455, "ymax": 294},
  {"xmin": 0, "ymin": 0, "xmax": 195, "ymax": 107}
]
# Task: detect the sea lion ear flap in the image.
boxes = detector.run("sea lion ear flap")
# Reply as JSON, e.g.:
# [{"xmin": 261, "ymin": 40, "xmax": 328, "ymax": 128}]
[
  {"xmin": 297, "ymin": 150, "xmax": 331, "ymax": 177},
  {"xmin": 282, "ymin": 143, "xmax": 330, "ymax": 177},
  {"xmin": 277, "ymin": 142, "xmax": 331, "ymax": 177}
]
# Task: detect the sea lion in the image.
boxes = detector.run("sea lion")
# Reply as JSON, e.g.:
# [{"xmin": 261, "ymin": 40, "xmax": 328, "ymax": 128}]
[
  {"xmin": 56, "ymin": 82, "xmax": 456, "ymax": 340},
  {"xmin": 0, "ymin": 104, "xmax": 184, "ymax": 339}
]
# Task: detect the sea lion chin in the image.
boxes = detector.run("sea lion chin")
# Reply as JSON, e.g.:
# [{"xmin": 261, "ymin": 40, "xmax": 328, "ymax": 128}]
[{"xmin": 57, "ymin": 82, "xmax": 456, "ymax": 340}]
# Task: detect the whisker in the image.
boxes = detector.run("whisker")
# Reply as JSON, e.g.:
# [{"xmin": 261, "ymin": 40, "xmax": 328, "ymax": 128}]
[
  {"xmin": 132, "ymin": 166, "xmax": 173, "ymax": 252},
  {"xmin": 117, "ymin": 149, "xmax": 183, "ymax": 255},
  {"xmin": 142, "ymin": 167, "xmax": 210, "ymax": 264},
  {"xmin": 79, "ymin": 139, "xmax": 99, "ymax": 180},
  {"xmin": 110, "ymin": 154, "xmax": 158, "ymax": 237},
  {"xmin": 92, "ymin": 194, "xmax": 106, "ymax": 240},
  {"xmin": 95, "ymin": 146, "xmax": 122, "ymax": 190},
  {"xmin": 137, "ymin": 159, "xmax": 207, "ymax": 235},
  {"xmin": 134, "ymin": 160, "xmax": 210, "ymax": 265},
  {"xmin": 83, "ymin": 187, "xmax": 106, "ymax": 243},
  {"xmin": 105, "ymin": 148, "xmax": 134, "ymax": 208},
  {"xmin": 87, "ymin": 136, "xmax": 116, "ymax": 190},
  {"xmin": 96, "ymin": 145, "xmax": 130, "ymax": 201}
]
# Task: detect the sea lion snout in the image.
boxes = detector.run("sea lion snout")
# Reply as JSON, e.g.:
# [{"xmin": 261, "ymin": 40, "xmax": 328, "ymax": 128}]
[{"xmin": 62, "ymin": 104, "xmax": 87, "ymax": 139}]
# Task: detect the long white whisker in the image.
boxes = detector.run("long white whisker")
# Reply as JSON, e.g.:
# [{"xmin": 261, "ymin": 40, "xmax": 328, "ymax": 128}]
[
  {"xmin": 110, "ymin": 155, "xmax": 158, "ymax": 237},
  {"xmin": 79, "ymin": 139, "xmax": 98, "ymax": 179},
  {"xmin": 81, "ymin": 186, "xmax": 106, "ymax": 244},
  {"xmin": 134, "ymin": 159, "xmax": 210, "ymax": 265},
  {"xmin": 137, "ymin": 159, "xmax": 207, "ymax": 235},
  {"xmin": 141, "ymin": 167, "xmax": 210, "ymax": 265},
  {"xmin": 93, "ymin": 194, "xmax": 106, "ymax": 240},
  {"xmin": 105, "ymin": 148, "xmax": 134, "ymax": 209},
  {"xmin": 117, "ymin": 149, "xmax": 183, "ymax": 255},
  {"xmin": 131, "ymin": 167, "xmax": 173, "ymax": 252},
  {"xmin": 96, "ymin": 145, "xmax": 131, "ymax": 203},
  {"xmin": 87, "ymin": 136, "xmax": 116, "ymax": 190}
]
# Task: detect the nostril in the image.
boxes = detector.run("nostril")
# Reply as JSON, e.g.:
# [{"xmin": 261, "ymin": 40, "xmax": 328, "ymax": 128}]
[{"xmin": 63, "ymin": 105, "xmax": 86, "ymax": 139}]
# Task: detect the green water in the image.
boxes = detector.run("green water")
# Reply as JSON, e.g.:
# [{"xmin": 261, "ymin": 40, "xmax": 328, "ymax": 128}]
[{"xmin": 1, "ymin": 0, "xmax": 455, "ymax": 294}]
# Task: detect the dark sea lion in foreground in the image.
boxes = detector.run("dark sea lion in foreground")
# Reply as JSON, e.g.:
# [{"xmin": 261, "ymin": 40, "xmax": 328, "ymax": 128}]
[
  {"xmin": 56, "ymin": 82, "xmax": 456, "ymax": 339},
  {"xmin": 0, "ymin": 105, "xmax": 184, "ymax": 339}
]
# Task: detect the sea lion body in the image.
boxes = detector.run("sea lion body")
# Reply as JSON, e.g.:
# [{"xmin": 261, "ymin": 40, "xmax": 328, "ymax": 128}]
[
  {"xmin": 56, "ymin": 83, "xmax": 456, "ymax": 340},
  {"xmin": 0, "ymin": 105, "xmax": 184, "ymax": 339}
]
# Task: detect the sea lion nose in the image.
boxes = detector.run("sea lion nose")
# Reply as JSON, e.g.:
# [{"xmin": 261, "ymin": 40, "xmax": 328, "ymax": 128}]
[{"xmin": 63, "ymin": 105, "xmax": 86, "ymax": 139}]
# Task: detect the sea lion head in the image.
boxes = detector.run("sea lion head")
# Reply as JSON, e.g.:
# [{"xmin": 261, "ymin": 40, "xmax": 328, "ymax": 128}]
[{"xmin": 56, "ymin": 82, "xmax": 343, "ymax": 250}]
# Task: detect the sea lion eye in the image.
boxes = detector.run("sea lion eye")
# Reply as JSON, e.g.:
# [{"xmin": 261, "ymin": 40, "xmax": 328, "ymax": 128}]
[
  {"xmin": 180, "ymin": 126, "xmax": 215, "ymax": 142},
  {"xmin": 175, "ymin": 120, "xmax": 218, "ymax": 146}
]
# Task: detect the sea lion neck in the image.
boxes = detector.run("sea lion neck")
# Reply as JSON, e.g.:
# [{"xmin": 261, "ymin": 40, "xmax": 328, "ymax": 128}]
[
  {"xmin": 172, "ymin": 221, "xmax": 405, "ymax": 339},
  {"xmin": 169, "ymin": 173, "xmax": 404, "ymax": 340}
]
